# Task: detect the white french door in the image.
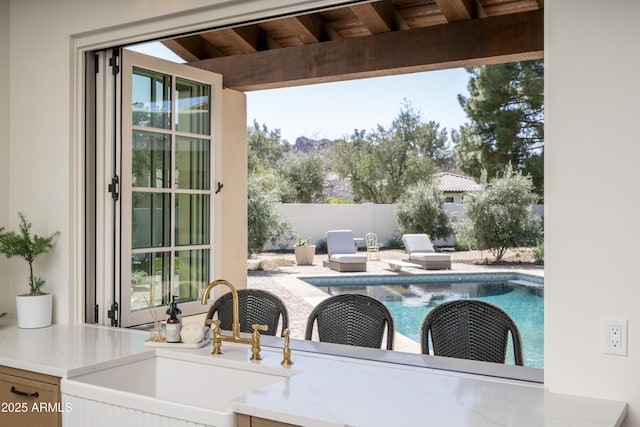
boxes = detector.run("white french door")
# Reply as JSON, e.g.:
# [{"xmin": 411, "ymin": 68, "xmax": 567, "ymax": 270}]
[{"xmin": 118, "ymin": 49, "xmax": 223, "ymax": 326}]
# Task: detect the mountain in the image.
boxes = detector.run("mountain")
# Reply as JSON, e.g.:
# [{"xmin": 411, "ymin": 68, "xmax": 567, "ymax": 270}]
[{"xmin": 292, "ymin": 136, "xmax": 337, "ymax": 154}]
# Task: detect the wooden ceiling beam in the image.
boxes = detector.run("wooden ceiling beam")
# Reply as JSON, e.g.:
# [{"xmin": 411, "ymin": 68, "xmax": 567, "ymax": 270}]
[
  {"xmin": 281, "ymin": 15, "xmax": 324, "ymax": 44},
  {"xmin": 160, "ymin": 39, "xmax": 200, "ymax": 62},
  {"xmin": 351, "ymin": 1, "xmax": 398, "ymax": 33},
  {"xmin": 435, "ymin": 0, "xmax": 476, "ymax": 22},
  {"xmin": 166, "ymin": 35, "xmax": 224, "ymax": 60},
  {"xmin": 204, "ymin": 26, "xmax": 261, "ymax": 54},
  {"xmin": 189, "ymin": 9, "xmax": 543, "ymax": 91}
]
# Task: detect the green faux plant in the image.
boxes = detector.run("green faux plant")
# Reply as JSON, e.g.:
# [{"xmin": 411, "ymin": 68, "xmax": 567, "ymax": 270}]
[{"xmin": 0, "ymin": 212, "xmax": 60, "ymax": 295}]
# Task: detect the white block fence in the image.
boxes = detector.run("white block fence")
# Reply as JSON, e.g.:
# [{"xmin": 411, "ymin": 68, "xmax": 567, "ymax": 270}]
[{"xmin": 264, "ymin": 203, "xmax": 544, "ymax": 250}]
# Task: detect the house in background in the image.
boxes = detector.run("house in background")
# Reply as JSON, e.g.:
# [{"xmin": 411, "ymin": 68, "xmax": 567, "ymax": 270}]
[{"xmin": 437, "ymin": 172, "xmax": 481, "ymax": 203}]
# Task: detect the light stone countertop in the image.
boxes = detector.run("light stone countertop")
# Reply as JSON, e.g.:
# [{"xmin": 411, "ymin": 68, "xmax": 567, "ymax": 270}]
[{"xmin": 0, "ymin": 321, "xmax": 627, "ymax": 427}]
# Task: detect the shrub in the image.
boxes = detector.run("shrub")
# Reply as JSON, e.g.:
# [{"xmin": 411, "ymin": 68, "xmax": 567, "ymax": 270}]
[
  {"xmin": 459, "ymin": 165, "xmax": 541, "ymax": 262},
  {"xmin": 454, "ymin": 239, "xmax": 472, "ymax": 251},
  {"xmin": 533, "ymin": 241, "xmax": 544, "ymax": 264},
  {"xmin": 247, "ymin": 174, "xmax": 294, "ymax": 256},
  {"xmin": 395, "ymin": 182, "xmax": 452, "ymax": 240},
  {"xmin": 315, "ymin": 238, "xmax": 327, "ymax": 254},
  {"xmin": 326, "ymin": 198, "xmax": 353, "ymax": 204},
  {"xmin": 384, "ymin": 232, "xmax": 404, "ymax": 249}
]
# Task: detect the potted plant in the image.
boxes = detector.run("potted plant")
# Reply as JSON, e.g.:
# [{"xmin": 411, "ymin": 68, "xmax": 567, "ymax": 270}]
[
  {"xmin": 294, "ymin": 236, "xmax": 315, "ymax": 265},
  {"xmin": 0, "ymin": 212, "xmax": 60, "ymax": 328}
]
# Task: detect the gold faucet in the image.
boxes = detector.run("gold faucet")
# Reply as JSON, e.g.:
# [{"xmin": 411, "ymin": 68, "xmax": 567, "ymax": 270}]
[
  {"xmin": 201, "ymin": 279, "xmax": 268, "ymax": 360},
  {"xmin": 281, "ymin": 328, "xmax": 293, "ymax": 367}
]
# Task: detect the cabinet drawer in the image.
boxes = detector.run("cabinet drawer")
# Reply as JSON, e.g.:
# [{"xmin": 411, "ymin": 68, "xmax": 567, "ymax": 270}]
[{"xmin": 0, "ymin": 367, "xmax": 61, "ymax": 427}]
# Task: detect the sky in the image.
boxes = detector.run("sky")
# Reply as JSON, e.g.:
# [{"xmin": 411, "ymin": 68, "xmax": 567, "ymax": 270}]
[{"xmin": 127, "ymin": 42, "xmax": 471, "ymax": 144}]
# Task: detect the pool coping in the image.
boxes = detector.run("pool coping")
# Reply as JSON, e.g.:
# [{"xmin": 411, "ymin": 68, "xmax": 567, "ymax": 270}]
[{"xmin": 301, "ymin": 271, "xmax": 544, "ymax": 286}]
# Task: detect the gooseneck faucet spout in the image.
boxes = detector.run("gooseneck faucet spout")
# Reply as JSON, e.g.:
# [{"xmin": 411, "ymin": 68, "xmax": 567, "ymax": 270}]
[
  {"xmin": 201, "ymin": 279, "xmax": 240, "ymax": 339},
  {"xmin": 201, "ymin": 279, "xmax": 267, "ymax": 360}
]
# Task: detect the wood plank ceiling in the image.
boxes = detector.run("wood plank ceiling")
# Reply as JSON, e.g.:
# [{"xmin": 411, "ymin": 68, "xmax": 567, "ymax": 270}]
[{"xmin": 161, "ymin": 0, "xmax": 544, "ymax": 90}]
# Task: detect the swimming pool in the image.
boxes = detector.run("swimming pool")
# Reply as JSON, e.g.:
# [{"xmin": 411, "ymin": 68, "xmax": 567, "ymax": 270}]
[{"xmin": 304, "ymin": 273, "xmax": 544, "ymax": 369}]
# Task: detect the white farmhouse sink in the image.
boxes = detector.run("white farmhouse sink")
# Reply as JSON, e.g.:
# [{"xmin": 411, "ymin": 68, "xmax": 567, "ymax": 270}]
[{"xmin": 61, "ymin": 349, "xmax": 296, "ymax": 427}]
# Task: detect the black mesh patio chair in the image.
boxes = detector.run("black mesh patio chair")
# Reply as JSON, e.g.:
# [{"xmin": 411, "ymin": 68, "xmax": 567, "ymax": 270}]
[
  {"xmin": 205, "ymin": 289, "xmax": 289, "ymax": 336},
  {"xmin": 421, "ymin": 299, "xmax": 524, "ymax": 365},
  {"xmin": 305, "ymin": 294, "xmax": 395, "ymax": 350}
]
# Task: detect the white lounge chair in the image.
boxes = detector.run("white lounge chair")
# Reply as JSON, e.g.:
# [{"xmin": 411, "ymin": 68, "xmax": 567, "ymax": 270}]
[
  {"xmin": 323, "ymin": 230, "xmax": 367, "ymax": 272},
  {"xmin": 402, "ymin": 233, "xmax": 451, "ymax": 270}
]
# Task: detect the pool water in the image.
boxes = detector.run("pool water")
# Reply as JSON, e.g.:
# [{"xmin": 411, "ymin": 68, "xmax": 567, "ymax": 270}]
[{"xmin": 310, "ymin": 277, "xmax": 544, "ymax": 368}]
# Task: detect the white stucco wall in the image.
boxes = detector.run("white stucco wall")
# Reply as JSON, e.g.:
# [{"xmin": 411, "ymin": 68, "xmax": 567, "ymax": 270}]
[
  {"xmin": 275, "ymin": 203, "xmax": 398, "ymax": 249},
  {"xmin": 4, "ymin": 0, "xmax": 640, "ymax": 424},
  {"xmin": 545, "ymin": 1, "xmax": 640, "ymax": 425}
]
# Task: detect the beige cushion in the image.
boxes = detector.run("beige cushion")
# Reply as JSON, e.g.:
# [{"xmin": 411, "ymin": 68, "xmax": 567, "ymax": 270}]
[
  {"xmin": 327, "ymin": 230, "xmax": 357, "ymax": 255},
  {"xmin": 402, "ymin": 234, "xmax": 435, "ymax": 253},
  {"xmin": 410, "ymin": 252, "xmax": 451, "ymax": 262},
  {"xmin": 331, "ymin": 254, "xmax": 368, "ymax": 263}
]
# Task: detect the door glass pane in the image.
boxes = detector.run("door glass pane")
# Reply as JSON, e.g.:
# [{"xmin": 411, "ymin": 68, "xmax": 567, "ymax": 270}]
[
  {"xmin": 130, "ymin": 251, "xmax": 171, "ymax": 311},
  {"xmin": 121, "ymin": 50, "xmax": 220, "ymax": 327},
  {"xmin": 132, "ymin": 192, "xmax": 171, "ymax": 248},
  {"xmin": 176, "ymin": 78, "xmax": 210, "ymax": 135},
  {"xmin": 174, "ymin": 249, "xmax": 210, "ymax": 303},
  {"xmin": 132, "ymin": 67, "xmax": 171, "ymax": 129},
  {"xmin": 175, "ymin": 194, "xmax": 210, "ymax": 246},
  {"xmin": 132, "ymin": 131, "xmax": 171, "ymax": 188},
  {"xmin": 175, "ymin": 136, "xmax": 210, "ymax": 190}
]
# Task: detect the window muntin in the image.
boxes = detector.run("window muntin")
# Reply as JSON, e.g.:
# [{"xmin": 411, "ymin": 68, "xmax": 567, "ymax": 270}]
[{"xmin": 124, "ymin": 62, "xmax": 215, "ymax": 325}]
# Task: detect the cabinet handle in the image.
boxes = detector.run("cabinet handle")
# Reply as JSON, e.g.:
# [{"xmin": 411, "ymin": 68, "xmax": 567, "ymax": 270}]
[{"xmin": 10, "ymin": 386, "xmax": 39, "ymax": 398}]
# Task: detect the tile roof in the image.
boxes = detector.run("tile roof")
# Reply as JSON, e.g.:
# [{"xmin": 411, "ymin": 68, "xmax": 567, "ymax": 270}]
[{"xmin": 437, "ymin": 172, "xmax": 482, "ymax": 193}]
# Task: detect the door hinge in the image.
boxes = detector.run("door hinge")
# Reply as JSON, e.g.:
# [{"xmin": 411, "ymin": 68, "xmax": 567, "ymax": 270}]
[
  {"xmin": 108, "ymin": 175, "xmax": 119, "ymax": 201},
  {"xmin": 108, "ymin": 302, "xmax": 119, "ymax": 327},
  {"xmin": 109, "ymin": 48, "xmax": 120, "ymax": 75},
  {"xmin": 94, "ymin": 304, "xmax": 99, "ymax": 323}
]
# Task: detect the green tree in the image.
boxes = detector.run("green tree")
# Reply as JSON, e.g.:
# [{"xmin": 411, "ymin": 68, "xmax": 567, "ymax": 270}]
[
  {"xmin": 457, "ymin": 165, "xmax": 541, "ymax": 262},
  {"xmin": 247, "ymin": 120, "xmax": 290, "ymax": 174},
  {"xmin": 333, "ymin": 101, "xmax": 449, "ymax": 203},
  {"xmin": 247, "ymin": 174, "xmax": 293, "ymax": 256},
  {"xmin": 455, "ymin": 60, "xmax": 544, "ymax": 199},
  {"xmin": 281, "ymin": 152, "xmax": 326, "ymax": 203},
  {"xmin": 395, "ymin": 182, "xmax": 452, "ymax": 240}
]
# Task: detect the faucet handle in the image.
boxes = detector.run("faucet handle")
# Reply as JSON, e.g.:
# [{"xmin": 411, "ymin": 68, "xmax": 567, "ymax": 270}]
[
  {"xmin": 209, "ymin": 320, "xmax": 223, "ymax": 355},
  {"xmin": 250, "ymin": 324, "xmax": 268, "ymax": 361},
  {"xmin": 281, "ymin": 328, "xmax": 293, "ymax": 367},
  {"xmin": 251, "ymin": 324, "xmax": 268, "ymax": 333}
]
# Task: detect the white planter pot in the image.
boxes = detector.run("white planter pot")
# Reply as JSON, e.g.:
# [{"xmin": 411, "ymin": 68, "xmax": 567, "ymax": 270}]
[
  {"xmin": 294, "ymin": 245, "xmax": 316, "ymax": 265},
  {"xmin": 16, "ymin": 293, "xmax": 52, "ymax": 329}
]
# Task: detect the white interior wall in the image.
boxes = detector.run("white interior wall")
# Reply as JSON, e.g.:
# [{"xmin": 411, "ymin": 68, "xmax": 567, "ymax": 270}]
[
  {"xmin": 6, "ymin": 0, "xmax": 345, "ymax": 324},
  {"xmin": 545, "ymin": 1, "xmax": 640, "ymax": 426},
  {"xmin": 0, "ymin": 0, "xmax": 9, "ymax": 316},
  {"xmin": 5, "ymin": 0, "xmax": 640, "ymax": 425}
]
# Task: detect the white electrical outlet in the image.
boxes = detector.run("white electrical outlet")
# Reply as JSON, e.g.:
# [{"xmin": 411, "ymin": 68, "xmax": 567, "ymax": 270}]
[{"xmin": 603, "ymin": 319, "xmax": 627, "ymax": 356}]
